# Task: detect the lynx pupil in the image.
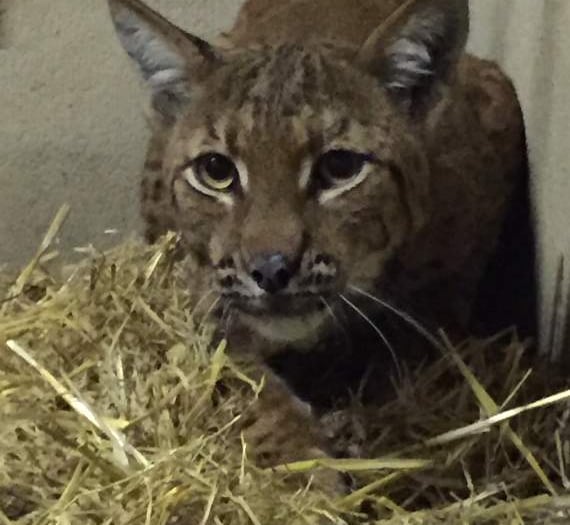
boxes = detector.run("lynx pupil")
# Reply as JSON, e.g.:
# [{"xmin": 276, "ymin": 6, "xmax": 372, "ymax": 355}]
[
  {"xmin": 317, "ymin": 150, "xmax": 365, "ymax": 184},
  {"xmin": 196, "ymin": 154, "xmax": 237, "ymax": 190}
]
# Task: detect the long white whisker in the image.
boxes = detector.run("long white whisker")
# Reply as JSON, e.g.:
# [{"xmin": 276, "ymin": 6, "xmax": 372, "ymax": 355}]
[
  {"xmin": 221, "ymin": 301, "xmax": 235, "ymax": 337},
  {"xmin": 339, "ymin": 294, "xmax": 403, "ymax": 382},
  {"xmin": 197, "ymin": 296, "xmax": 221, "ymax": 335},
  {"xmin": 191, "ymin": 289, "xmax": 215, "ymax": 318},
  {"xmin": 319, "ymin": 296, "xmax": 349, "ymax": 341},
  {"xmin": 348, "ymin": 285, "xmax": 444, "ymax": 352}
]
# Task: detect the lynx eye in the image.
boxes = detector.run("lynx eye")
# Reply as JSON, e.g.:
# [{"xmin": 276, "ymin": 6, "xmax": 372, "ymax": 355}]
[
  {"xmin": 314, "ymin": 149, "xmax": 369, "ymax": 187},
  {"xmin": 194, "ymin": 153, "xmax": 238, "ymax": 191}
]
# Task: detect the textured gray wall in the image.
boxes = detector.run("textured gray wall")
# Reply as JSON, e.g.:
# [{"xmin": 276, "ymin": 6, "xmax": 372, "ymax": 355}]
[{"xmin": 0, "ymin": 0, "xmax": 242, "ymax": 265}]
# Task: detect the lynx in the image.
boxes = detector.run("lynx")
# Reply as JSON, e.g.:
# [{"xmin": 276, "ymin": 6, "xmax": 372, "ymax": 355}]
[{"xmin": 108, "ymin": 0, "xmax": 531, "ymax": 491}]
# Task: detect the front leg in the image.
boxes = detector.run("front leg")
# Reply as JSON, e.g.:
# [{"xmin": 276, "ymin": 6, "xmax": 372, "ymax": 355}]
[
  {"xmin": 239, "ymin": 367, "xmax": 346, "ymax": 495},
  {"xmin": 167, "ymin": 370, "xmax": 343, "ymax": 525}
]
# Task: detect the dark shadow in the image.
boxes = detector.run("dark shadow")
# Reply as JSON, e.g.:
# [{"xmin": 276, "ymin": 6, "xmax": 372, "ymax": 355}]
[{"xmin": 471, "ymin": 129, "xmax": 538, "ymax": 341}]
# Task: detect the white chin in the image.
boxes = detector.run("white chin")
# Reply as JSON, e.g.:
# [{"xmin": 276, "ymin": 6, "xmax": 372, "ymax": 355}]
[{"xmin": 241, "ymin": 310, "xmax": 328, "ymax": 344}]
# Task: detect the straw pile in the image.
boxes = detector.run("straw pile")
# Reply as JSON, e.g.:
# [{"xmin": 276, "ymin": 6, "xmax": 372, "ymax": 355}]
[{"xmin": 2, "ymin": 210, "xmax": 570, "ymax": 524}]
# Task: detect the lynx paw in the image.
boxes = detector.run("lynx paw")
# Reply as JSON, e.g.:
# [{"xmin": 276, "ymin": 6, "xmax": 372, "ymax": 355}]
[{"xmin": 239, "ymin": 374, "xmax": 347, "ymax": 495}]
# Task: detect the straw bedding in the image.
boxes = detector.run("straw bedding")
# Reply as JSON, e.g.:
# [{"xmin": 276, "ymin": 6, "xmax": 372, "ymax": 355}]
[{"xmin": 2, "ymin": 214, "xmax": 570, "ymax": 524}]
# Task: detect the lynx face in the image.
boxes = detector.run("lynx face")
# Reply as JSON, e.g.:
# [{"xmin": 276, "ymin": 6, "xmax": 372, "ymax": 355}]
[
  {"xmin": 108, "ymin": 0, "xmax": 469, "ymax": 343},
  {"xmin": 165, "ymin": 50, "xmax": 433, "ymax": 342}
]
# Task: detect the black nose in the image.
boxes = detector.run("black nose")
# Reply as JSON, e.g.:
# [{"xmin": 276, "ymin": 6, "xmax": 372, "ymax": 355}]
[{"xmin": 250, "ymin": 253, "xmax": 293, "ymax": 294}]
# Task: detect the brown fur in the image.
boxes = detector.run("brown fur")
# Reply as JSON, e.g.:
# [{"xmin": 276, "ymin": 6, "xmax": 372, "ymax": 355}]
[{"xmin": 108, "ymin": 0, "xmax": 528, "ymax": 494}]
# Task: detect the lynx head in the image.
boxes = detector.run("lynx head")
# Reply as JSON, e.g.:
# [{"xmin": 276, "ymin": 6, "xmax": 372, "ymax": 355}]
[{"xmin": 108, "ymin": 0, "xmax": 469, "ymax": 344}]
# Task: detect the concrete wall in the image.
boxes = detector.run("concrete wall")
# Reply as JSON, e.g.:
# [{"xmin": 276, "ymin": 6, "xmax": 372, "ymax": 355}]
[
  {"xmin": 0, "ymin": 0, "xmax": 242, "ymax": 265},
  {"xmin": 2, "ymin": 1, "xmax": 570, "ymax": 354}
]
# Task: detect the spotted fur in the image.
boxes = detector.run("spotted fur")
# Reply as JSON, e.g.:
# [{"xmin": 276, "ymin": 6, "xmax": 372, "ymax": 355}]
[{"xmin": 108, "ymin": 0, "xmax": 528, "ymax": 494}]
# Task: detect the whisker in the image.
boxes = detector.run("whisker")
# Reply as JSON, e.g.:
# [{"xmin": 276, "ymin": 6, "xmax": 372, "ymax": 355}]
[
  {"xmin": 339, "ymin": 294, "xmax": 403, "ymax": 382},
  {"xmin": 348, "ymin": 285, "xmax": 444, "ymax": 352},
  {"xmin": 197, "ymin": 295, "xmax": 221, "ymax": 335},
  {"xmin": 220, "ymin": 300, "xmax": 235, "ymax": 337},
  {"xmin": 191, "ymin": 289, "xmax": 215, "ymax": 318},
  {"xmin": 319, "ymin": 295, "xmax": 350, "ymax": 342}
]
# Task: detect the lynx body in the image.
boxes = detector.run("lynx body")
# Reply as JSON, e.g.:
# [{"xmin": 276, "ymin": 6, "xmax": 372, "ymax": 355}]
[{"xmin": 108, "ymin": 0, "xmax": 528, "ymax": 489}]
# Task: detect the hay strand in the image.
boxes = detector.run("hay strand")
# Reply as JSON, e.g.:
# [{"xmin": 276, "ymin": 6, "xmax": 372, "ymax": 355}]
[{"xmin": 1, "ymin": 231, "xmax": 570, "ymax": 524}]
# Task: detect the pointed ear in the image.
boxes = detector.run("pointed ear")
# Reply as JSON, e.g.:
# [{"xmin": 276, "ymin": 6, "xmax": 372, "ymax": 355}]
[
  {"xmin": 357, "ymin": 0, "xmax": 469, "ymax": 114},
  {"xmin": 107, "ymin": 0, "xmax": 222, "ymax": 124}
]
